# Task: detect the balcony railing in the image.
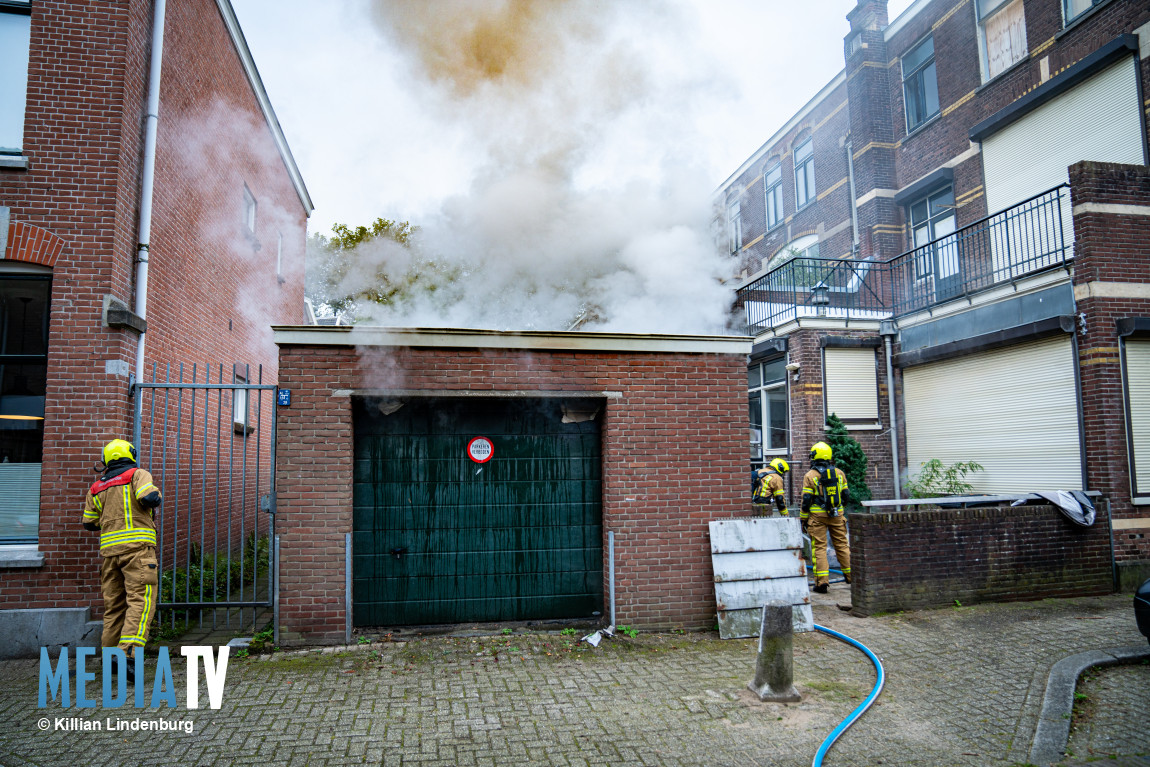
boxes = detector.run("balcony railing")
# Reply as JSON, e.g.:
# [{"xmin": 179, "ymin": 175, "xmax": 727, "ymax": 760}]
[{"xmin": 738, "ymin": 185, "xmax": 1072, "ymax": 334}]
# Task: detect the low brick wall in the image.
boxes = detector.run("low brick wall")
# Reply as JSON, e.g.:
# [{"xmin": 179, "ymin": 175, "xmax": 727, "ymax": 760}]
[{"xmin": 849, "ymin": 505, "xmax": 1113, "ymax": 615}]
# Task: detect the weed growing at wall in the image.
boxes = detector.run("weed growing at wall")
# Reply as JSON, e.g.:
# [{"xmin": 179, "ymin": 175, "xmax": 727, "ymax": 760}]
[{"xmin": 159, "ymin": 533, "xmax": 270, "ymax": 624}]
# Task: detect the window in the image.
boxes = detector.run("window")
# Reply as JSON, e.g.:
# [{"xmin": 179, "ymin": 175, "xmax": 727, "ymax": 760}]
[
  {"xmin": 794, "ymin": 138, "xmax": 816, "ymax": 209},
  {"xmin": 233, "ymin": 369, "xmax": 251, "ymax": 435},
  {"xmin": 978, "ymin": 0, "xmax": 1027, "ymax": 81},
  {"xmin": 0, "ymin": 271, "xmax": 51, "ymax": 542},
  {"xmin": 0, "ymin": 1, "xmax": 32, "ymax": 155},
  {"xmin": 727, "ymin": 199, "xmax": 741, "ymax": 254},
  {"xmin": 902, "ymin": 36, "xmax": 940, "ymax": 133},
  {"xmin": 749, "ymin": 357, "xmax": 788, "ymax": 460},
  {"xmin": 767, "ymin": 233, "xmax": 820, "ymax": 272},
  {"xmin": 764, "ymin": 164, "xmax": 784, "ymax": 231},
  {"xmin": 823, "ymin": 347, "xmax": 879, "ymax": 428},
  {"xmin": 242, "ymin": 185, "xmax": 257, "ymax": 233},
  {"xmin": 909, "ymin": 187, "xmax": 956, "ymax": 280},
  {"xmin": 1064, "ymin": 0, "xmax": 1104, "ymax": 24},
  {"xmin": 1123, "ymin": 337, "xmax": 1150, "ymax": 497}
]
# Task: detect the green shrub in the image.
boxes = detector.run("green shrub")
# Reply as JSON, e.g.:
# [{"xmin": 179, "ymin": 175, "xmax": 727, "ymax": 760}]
[
  {"xmin": 158, "ymin": 533, "xmax": 270, "ymax": 625},
  {"xmin": 825, "ymin": 413, "xmax": 871, "ymax": 507},
  {"xmin": 904, "ymin": 459, "xmax": 984, "ymax": 498}
]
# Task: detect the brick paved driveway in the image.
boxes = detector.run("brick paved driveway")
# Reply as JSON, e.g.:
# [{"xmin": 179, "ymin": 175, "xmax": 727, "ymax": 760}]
[{"xmin": 0, "ymin": 591, "xmax": 1145, "ymax": 766}]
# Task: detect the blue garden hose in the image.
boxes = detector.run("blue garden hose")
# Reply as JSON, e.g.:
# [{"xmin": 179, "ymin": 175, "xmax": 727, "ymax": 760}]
[{"xmin": 810, "ymin": 624, "xmax": 885, "ymax": 767}]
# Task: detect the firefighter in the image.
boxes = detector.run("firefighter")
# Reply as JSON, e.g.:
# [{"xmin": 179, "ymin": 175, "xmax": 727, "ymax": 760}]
[
  {"xmin": 752, "ymin": 457, "xmax": 791, "ymax": 517},
  {"xmin": 801, "ymin": 441, "xmax": 851, "ymax": 594},
  {"xmin": 81, "ymin": 439, "xmax": 162, "ymax": 678}
]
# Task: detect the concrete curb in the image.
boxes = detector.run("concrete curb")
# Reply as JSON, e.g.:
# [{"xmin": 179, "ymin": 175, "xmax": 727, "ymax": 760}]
[{"xmin": 1029, "ymin": 644, "xmax": 1150, "ymax": 766}]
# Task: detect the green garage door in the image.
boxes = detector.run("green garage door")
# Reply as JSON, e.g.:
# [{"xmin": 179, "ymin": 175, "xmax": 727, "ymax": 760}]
[{"xmin": 352, "ymin": 397, "xmax": 603, "ymax": 626}]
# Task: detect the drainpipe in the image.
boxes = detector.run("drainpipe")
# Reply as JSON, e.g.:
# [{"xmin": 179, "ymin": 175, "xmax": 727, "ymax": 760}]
[
  {"xmin": 133, "ymin": 0, "xmax": 167, "ymax": 397},
  {"xmin": 880, "ymin": 320, "xmax": 900, "ymax": 506}
]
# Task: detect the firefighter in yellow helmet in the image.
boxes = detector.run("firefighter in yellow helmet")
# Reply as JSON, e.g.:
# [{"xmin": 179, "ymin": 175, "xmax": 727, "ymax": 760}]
[
  {"xmin": 81, "ymin": 439, "xmax": 162, "ymax": 678},
  {"xmin": 801, "ymin": 441, "xmax": 851, "ymax": 594},
  {"xmin": 752, "ymin": 457, "xmax": 791, "ymax": 517}
]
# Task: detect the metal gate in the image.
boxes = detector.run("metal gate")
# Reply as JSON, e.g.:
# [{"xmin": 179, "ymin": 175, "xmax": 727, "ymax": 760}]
[{"xmin": 132, "ymin": 362, "xmax": 278, "ymax": 635}]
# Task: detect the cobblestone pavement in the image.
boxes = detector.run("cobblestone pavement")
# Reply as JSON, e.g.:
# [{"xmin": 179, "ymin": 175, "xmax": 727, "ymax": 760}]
[
  {"xmin": 1059, "ymin": 662, "xmax": 1150, "ymax": 765},
  {"xmin": 0, "ymin": 590, "xmax": 1146, "ymax": 767}
]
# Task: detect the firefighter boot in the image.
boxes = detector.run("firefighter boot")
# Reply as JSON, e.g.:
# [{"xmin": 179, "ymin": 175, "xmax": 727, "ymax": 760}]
[
  {"xmin": 813, "ymin": 584, "xmax": 829, "ymax": 594},
  {"xmin": 125, "ymin": 650, "xmax": 137, "ymax": 684}
]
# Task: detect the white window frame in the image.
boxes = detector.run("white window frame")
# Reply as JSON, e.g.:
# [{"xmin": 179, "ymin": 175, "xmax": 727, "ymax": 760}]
[
  {"xmin": 822, "ymin": 347, "xmax": 880, "ymax": 429},
  {"xmin": 727, "ymin": 199, "xmax": 742, "ymax": 254},
  {"xmin": 908, "ymin": 186, "xmax": 957, "ymax": 281},
  {"xmin": 242, "ymin": 184, "xmax": 257, "ymax": 234},
  {"xmin": 976, "ymin": 0, "xmax": 1028, "ymax": 83},
  {"xmin": 1063, "ymin": 0, "xmax": 1106, "ymax": 26},
  {"xmin": 902, "ymin": 35, "xmax": 940, "ymax": 134},
  {"xmin": 749, "ymin": 357, "xmax": 789, "ymax": 461},
  {"xmin": 764, "ymin": 163, "xmax": 784, "ymax": 231},
  {"xmin": 794, "ymin": 138, "xmax": 816, "ymax": 210},
  {"xmin": 1122, "ymin": 336, "xmax": 1150, "ymax": 500},
  {"xmin": 767, "ymin": 233, "xmax": 820, "ymax": 272},
  {"xmin": 0, "ymin": 1, "xmax": 32, "ymax": 156},
  {"xmin": 233, "ymin": 369, "xmax": 251, "ymax": 435}
]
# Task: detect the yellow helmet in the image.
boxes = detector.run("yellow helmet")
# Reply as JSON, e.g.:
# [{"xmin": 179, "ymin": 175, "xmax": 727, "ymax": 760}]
[
  {"xmin": 768, "ymin": 457, "xmax": 790, "ymax": 474},
  {"xmin": 102, "ymin": 439, "xmax": 137, "ymax": 464},
  {"xmin": 810, "ymin": 442, "xmax": 832, "ymax": 462}
]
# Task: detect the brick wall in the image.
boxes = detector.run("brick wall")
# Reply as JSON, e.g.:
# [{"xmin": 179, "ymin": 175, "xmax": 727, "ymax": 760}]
[
  {"xmin": 0, "ymin": 0, "xmax": 308, "ymax": 617},
  {"xmin": 275, "ymin": 342, "xmax": 750, "ymax": 645},
  {"xmin": 1070, "ymin": 161, "xmax": 1150, "ymax": 578},
  {"xmin": 850, "ymin": 504, "xmax": 1112, "ymax": 614},
  {"xmin": 783, "ymin": 328, "xmax": 896, "ymax": 502}
]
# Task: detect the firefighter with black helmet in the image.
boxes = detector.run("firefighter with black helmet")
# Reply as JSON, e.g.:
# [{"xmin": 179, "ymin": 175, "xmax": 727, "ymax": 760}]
[
  {"xmin": 801, "ymin": 441, "xmax": 851, "ymax": 594},
  {"xmin": 752, "ymin": 457, "xmax": 791, "ymax": 516},
  {"xmin": 81, "ymin": 439, "xmax": 162, "ymax": 677}
]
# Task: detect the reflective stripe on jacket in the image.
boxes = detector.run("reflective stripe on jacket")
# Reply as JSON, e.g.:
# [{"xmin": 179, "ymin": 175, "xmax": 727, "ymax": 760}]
[{"xmin": 82, "ymin": 468, "xmax": 160, "ymax": 556}]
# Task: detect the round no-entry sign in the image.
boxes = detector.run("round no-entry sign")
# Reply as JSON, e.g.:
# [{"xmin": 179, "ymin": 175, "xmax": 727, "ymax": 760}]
[{"xmin": 467, "ymin": 436, "xmax": 494, "ymax": 464}]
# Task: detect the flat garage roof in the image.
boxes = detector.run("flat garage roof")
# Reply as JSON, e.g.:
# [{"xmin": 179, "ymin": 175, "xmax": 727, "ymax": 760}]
[{"xmin": 272, "ymin": 326, "xmax": 753, "ymax": 355}]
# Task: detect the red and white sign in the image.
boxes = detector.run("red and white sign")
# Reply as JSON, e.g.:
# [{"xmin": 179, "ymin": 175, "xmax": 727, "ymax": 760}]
[{"xmin": 466, "ymin": 436, "xmax": 494, "ymax": 464}]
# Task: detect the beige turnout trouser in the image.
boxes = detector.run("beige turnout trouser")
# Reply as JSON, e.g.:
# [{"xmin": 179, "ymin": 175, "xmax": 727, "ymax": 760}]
[
  {"xmin": 807, "ymin": 512, "xmax": 851, "ymax": 587},
  {"xmin": 100, "ymin": 545, "xmax": 159, "ymax": 651}
]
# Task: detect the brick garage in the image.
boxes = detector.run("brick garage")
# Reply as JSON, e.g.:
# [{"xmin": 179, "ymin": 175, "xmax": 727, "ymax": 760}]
[
  {"xmin": 849, "ymin": 504, "xmax": 1113, "ymax": 615},
  {"xmin": 273, "ymin": 327, "xmax": 751, "ymax": 646}
]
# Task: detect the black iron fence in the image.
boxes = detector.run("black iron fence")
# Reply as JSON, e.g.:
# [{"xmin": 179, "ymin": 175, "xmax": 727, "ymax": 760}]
[
  {"xmin": 737, "ymin": 185, "xmax": 1072, "ymax": 332},
  {"xmin": 741, "ymin": 256, "xmax": 891, "ymax": 333},
  {"xmin": 132, "ymin": 362, "xmax": 277, "ymax": 633}
]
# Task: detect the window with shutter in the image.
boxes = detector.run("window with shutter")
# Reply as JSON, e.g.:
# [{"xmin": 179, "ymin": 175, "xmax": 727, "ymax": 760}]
[{"xmin": 823, "ymin": 347, "xmax": 879, "ymax": 427}]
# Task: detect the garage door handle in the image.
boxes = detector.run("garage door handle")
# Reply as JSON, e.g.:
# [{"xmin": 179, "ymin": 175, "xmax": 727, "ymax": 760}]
[{"xmin": 390, "ymin": 547, "xmax": 408, "ymax": 560}]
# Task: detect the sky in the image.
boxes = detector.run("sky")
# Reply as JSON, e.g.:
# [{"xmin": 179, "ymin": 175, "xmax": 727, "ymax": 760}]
[{"xmin": 231, "ymin": 0, "xmax": 916, "ymax": 237}]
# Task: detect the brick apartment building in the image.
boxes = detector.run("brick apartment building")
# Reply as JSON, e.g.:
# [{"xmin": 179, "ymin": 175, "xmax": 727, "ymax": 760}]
[
  {"xmin": 0, "ymin": 0, "xmax": 312, "ymax": 653},
  {"xmin": 720, "ymin": 0, "xmax": 1150, "ymax": 587}
]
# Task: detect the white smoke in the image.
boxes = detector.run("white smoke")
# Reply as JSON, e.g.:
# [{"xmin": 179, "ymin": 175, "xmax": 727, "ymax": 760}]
[{"xmin": 338, "ymin": 0, "xmax": 738, "ymax": 334}]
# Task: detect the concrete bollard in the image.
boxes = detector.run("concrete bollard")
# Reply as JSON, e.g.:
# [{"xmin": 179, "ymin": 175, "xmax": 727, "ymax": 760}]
[{"xmin": 748, "ymin": 600, "xmax": 801, "ymax": 702}]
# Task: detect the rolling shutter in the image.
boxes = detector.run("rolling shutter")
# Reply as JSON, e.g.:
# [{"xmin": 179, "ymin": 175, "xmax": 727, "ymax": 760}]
[
  {"xmin": 1126, "ymin": 340, "xmax": 1150, "ymax": 494},
  {"xmin": 981, "ymin": 55, "xmax": 1144, "ymax": 215},
  {"xmin": 903, "ymin": 336, "xmax": 1082, "ymax": 493},
  {"xmin": 824, "ymin": 347, "xmax": 879, "ymax": 423}
]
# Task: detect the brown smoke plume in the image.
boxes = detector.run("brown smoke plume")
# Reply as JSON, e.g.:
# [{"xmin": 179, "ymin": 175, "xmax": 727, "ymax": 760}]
[{"xmin": 353, "ymin": 0, "xmax": 735, "ymax": 334}]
